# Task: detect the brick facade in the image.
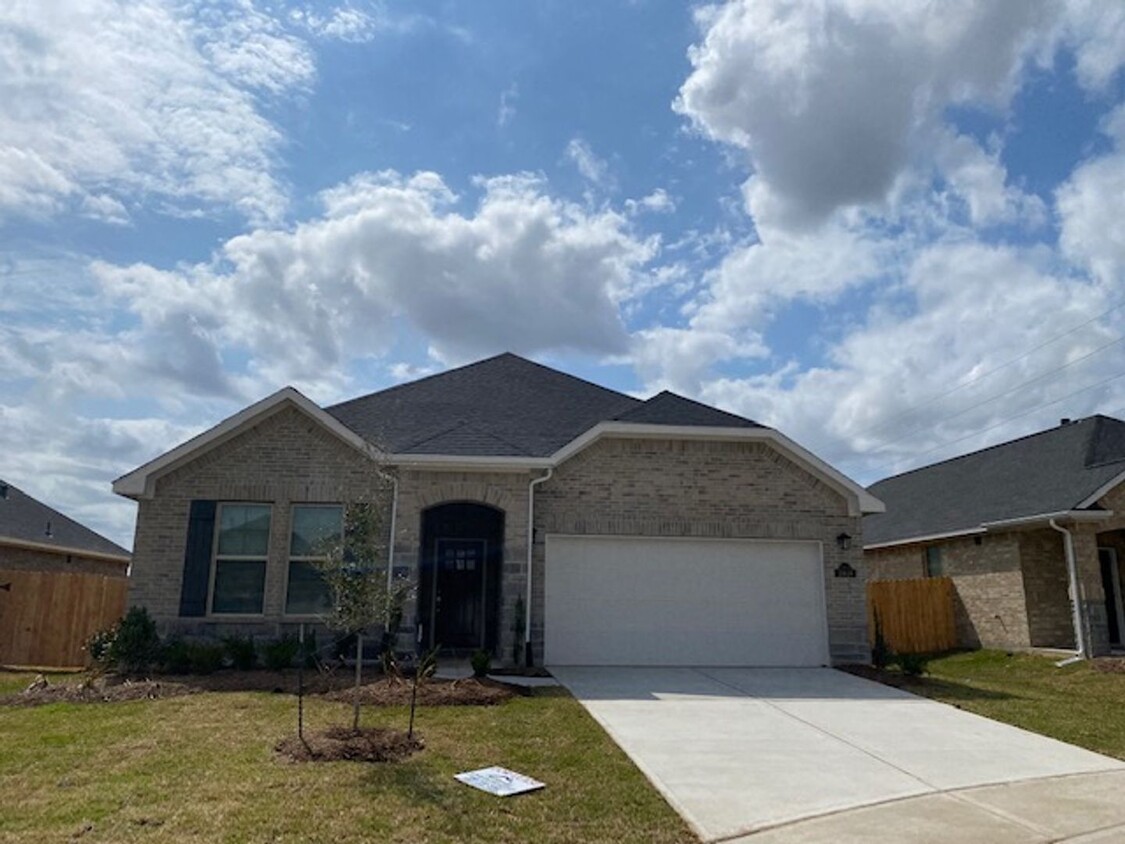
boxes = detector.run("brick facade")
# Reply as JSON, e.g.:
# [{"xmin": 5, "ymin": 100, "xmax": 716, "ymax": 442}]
[
  {"xmin": 127, "ymin": 407, "xmax": 869, "ymax": 665},
  {"xmin": 867, "ymin": 535, "xmax": 1031, "ymax": 648},
  {"xmin": 535, "ymin": 438, "xmax": 867, "ymax": 664},
  {"xmin": 0, "ymin": 545, "xmax": 127, "ymax": 578}
]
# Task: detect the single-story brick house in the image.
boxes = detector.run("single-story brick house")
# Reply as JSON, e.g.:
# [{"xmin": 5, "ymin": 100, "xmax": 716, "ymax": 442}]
[
  {"xmin": 114, "ymin": 353, "xmax": 883, "ymax": 667},
  {"xmin": 0, "ymin": 479, "xmax": 130, "ymax": 576},
  {"xmin": 865, "ymin": 415, "xmax": 1125, "ymax": 657}
]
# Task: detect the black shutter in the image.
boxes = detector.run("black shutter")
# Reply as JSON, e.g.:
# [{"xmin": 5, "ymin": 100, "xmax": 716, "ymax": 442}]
[{"xmin": 179, "ymin": 500, "xmax": 217, "ymax": 617}]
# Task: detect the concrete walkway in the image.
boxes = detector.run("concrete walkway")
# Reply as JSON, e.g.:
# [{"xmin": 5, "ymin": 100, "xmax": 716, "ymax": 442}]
[{"xmin": 551, "ymin": 667, "xmax": 1125, "ymax": 843}]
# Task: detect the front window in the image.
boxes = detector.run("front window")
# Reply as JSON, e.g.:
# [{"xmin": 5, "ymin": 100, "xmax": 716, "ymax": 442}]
[
  {"xmin": 211, "ymin": 504, "xmax": 271, "ymax": 614},
  {"xmin": 285, "ymin": 504, "xmax": 343, "ymax": 614},
  {"xmin": 925, "ymin": 546, "xmax": 943, "ymax": 578}
]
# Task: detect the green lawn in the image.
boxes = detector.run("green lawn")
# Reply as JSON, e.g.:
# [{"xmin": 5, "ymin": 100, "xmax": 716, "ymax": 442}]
[
  {"xmin": 881, "ymin": 650, "xmax": 1125, "ymax": 760},
  {"xmin": 0, "ymin": 673, "xmax": 694, "ymax": 844}
]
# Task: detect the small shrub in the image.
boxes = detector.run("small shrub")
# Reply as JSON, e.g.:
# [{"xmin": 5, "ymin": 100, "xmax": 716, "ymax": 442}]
[
  {"xmin": 470, "ymin": 649, "xmax": 491, "ymax": 678},
  {"xmin": 262, "ymin": 636, "xmax": 300, "ymax": 671},
  {"xmin": 222, "ymin": 634, "xmax": 258, "ymax": 670},
  {"xmin": 161, "ymin": 638, "xmax": 193, "ymax": 674},
  {"xmin": 897, "ymin": 652, "xmax": 929, "ymax": 677},
  {"xmin": 186, "ymin": 642, "xmax": 225, "ymax": 675},
  {"xmin": 380, "ymin": 648, "xmax": 403, "ymax": 681},
  {"xmin": 85, "ymin": 627, "xmax": 116, "ymax": 668},
  {"xmin": 102, "ymin": 607, "xmax": 162, "ymax": 676}
]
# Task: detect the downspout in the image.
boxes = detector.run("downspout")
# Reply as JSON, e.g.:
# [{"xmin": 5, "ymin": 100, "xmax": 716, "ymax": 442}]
[
  {"xmin": 1049, "ymin": 518, "xmax": 1087, "ymax": 665},
  {"xmin": 385, "ymin": 475, "xmax": 398, "ymax": 636},
  {"xmin": 526, "ymin": 468, "xmax": 553, "ymax": 667}
]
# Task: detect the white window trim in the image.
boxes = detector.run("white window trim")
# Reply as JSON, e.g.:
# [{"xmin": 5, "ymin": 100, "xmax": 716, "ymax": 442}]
[
  {"xmin": 282, "ymin": 503, "xmax": 344, "ymax": 618},
  {"xmin": 207, "ymin": 502, "xmax": 272, "ymax": 618}
]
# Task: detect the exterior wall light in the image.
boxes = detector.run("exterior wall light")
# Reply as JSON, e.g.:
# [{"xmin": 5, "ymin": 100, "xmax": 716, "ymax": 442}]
[{"xmin": 836, "ymin": 532, "xmax": 852, "ymax": 551}]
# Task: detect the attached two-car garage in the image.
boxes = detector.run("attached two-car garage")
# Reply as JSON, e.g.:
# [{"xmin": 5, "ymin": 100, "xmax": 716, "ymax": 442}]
[{"xmin": 543, "ymin": 535, "xmax": 830, "ymax": 667}]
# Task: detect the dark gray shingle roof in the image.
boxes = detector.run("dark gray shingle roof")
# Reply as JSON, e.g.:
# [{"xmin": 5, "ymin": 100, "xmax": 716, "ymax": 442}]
[
  {"xmin": 864, "ymin": 415, "xmax": 1125, "ymax": 546},
  {"xmin": 325, "ymin": 353, "xmax": 764, "ymax": 457},
  {"xmin": 0, "ymin": 480, "xmax": 130, "ymax": 559},
  {"xmin": 615, "ymin": 391, "xmax": 765, "ymax": 429}
]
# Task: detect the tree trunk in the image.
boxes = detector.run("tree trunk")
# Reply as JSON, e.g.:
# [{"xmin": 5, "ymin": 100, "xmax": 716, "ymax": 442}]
[{"xmin": 352, "ymin": 632, "xmax": 363, "ymax": 732}]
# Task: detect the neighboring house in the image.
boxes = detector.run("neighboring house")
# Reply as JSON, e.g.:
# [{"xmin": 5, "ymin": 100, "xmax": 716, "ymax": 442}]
[
  {"xmin": 0, "ymin": 479, "xmax": 130, "ymax": 575},
  {"xmin": 114, "ymin": 353, "xmax": 883, "ymax": 667},
  {"xmin": 0, "ymin": 480, "xmax": 130, "ymax": 667},
  {"xmin": 865, "ymin": 415, "xmax": 1125, "ymax": 657}
]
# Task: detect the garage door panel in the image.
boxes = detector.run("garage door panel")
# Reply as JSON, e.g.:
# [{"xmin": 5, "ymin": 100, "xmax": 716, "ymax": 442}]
[{"xmin": 544, "ymin": 536, "xmax": 828, "ymax": 666}]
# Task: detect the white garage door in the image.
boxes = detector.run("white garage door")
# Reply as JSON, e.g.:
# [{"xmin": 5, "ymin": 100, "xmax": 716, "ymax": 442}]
[{"xmin": 544, "ymin": 535, "xmax": 829, "ymax": 666}]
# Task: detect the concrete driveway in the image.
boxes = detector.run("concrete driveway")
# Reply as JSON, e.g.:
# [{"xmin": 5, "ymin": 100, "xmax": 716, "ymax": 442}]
[{"xmin": 551, "ymin": 667, "xmax": 1125, "ymax": 843}]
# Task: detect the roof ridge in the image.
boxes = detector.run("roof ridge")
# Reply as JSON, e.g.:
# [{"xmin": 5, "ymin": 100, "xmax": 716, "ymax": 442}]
[
  {"xmin": 869, "ymin": 416, "xmax": 1100, "ymax": 487},
  {"xmin": 327, "ymin": 353, "xmax": 516, "ymax": 411},
  {"xmin": 326, "ymin": 352, "xmax": 638, "ymax": 411}
]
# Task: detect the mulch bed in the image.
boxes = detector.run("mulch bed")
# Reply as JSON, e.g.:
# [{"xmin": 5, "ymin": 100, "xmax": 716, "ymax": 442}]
[
  {"xmin": 322, "ymin": 676, "xmax": 517, "ymax": 706},
  {"xmin": 275, "ymin": 726, "xmax": 424, "ymax": 763},
  {"xmin": 1092, "ymin": 657, "xmax": 1125, "ymax": 674},
  {"xmin": 2, "ymin": 671, "xmax": 518, "ymax": 707},
  {"xmin": 1, "ymin": 675, "xmax": 199, "ymax": 707}
]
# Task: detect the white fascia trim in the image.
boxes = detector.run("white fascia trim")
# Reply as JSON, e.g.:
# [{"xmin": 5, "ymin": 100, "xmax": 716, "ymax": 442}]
[
  {"xmin": 865, "ymin": 509, "xmax": 1116, "ymax": 550},
  {"xmin": 1076, "ymin": 469, "xmax": 1125, "ymax": 509},
  {"xmin": 391, "ymin": 422, "xmax": 883, "ymax": 516},
  {"xmin": 550, "ymin": 422, "xmax": 883, "ymax": 516},
  {"xmin": 112, "ymin": 387, "xmax": 382, "ymax": 499},
  {"xmin": 387, "ymin": 454, "xmax": 550, "ymax": 472},
  {"xmin": 864, "ymin": 527, "xmax": 987, "ymax": 550},
  {"xmin": 0, "ymin": 535, "xmax": 130, "ymax": 564},
  {"xmin": 981, "ymin": 510, "xmax": 1114, "ymax": 529}
]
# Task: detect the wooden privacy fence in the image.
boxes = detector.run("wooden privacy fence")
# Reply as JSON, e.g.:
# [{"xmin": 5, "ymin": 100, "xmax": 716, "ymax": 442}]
[
  {"xmin": 868, "ymin": 576, "xmax": 957, "ymax": 654},
  {"xmin": 0, "ymin": 570, "xmax": 128, "ymax": 668}
]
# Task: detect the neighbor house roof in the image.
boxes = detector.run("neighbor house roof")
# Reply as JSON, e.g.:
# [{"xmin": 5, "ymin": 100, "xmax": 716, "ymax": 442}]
[
  {"xmin": 865, "ymin": 415, "xmax": 1125, "ymax": 547},
  {"xmin": 325, "ymin": 353, "xmax": 762, "ymax": 457},
  {"xmin": 0, "ymin": 480, "xmax": 130, "ymax": 562}
]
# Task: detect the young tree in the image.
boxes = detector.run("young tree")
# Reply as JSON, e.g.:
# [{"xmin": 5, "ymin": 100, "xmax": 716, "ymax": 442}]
[{"xmin": 314, "ymin": 494, "xmax": 414, "ymax": 733}]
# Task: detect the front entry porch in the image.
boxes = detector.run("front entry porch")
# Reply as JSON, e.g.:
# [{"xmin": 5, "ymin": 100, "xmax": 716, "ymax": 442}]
[{"xmin": 418, "ymin": 502, "xmax": 504, "ymax": 655}]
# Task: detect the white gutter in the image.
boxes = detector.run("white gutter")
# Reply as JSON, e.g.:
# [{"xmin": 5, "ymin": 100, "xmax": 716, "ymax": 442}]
[
  {"xmin": 865, "ymin": 510, "xmax": 1113, "ymax": 551},
  {"xmin": 1049, "ymin": 518, "xmax": 1087, "ymax": 664},
  {"xmin": 525, "ymin": 468, "xmax": 553, "ymax": 666},
  {"xmin": 385, "ymin": 475, "xmax": 399, "ymax": 635}
]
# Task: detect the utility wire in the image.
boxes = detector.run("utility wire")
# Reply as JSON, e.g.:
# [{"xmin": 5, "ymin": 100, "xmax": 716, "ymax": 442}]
[
  {"xmin": 868, "ymin": 367, "xmax": 1125, "ymax": 480},
  {"xmin": 861, "ymin": 298, "xmax": 1125, "ymax": 441},
  {"xmin": 869, "ymin": 330, "xmax": 1125, "ymax": 453}
]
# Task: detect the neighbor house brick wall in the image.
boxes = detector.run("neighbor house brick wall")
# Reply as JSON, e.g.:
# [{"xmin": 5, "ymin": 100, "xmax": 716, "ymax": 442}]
[
  {"xmin": 865, "ymin": 545, "xmax": 924, "ymax": 580},
  {"xmin": 865, "ymin": 535, "xmax": 1030, "ymax": 649},
  {"xmin": 1018, "ymin": 529, "xmax": 1076, "ymax": 649},
  {"xmin": 535, "ymin": 437, "xmax": 867, "ymax": 665},
  {"xmin": 129, "ymin": 406, "xmax": 390, "ymax": 637},
  {"xmin": 0, "ymin": 545, "xmax": 128, "ymax": 578}
]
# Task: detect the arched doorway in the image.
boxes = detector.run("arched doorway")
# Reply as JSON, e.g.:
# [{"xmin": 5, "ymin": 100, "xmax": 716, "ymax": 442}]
[{"xmin": 419, "ymin": 502, "xmax": 504, "ymax": 653}]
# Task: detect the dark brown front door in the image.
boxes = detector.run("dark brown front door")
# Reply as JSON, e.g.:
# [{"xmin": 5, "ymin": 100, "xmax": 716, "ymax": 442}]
[
  {"xmin": 1099, "ymin": 547, "xmax": 1124, "ymax": 647},
  {"xmin": 433, "ymin": 538, "xmax": 487, "ymax": 649}
]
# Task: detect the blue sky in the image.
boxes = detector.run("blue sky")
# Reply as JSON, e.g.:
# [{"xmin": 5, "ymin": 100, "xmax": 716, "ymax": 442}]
[{"xmin": 2, "ymin": 1, "xmax": 1125, "ymax": 547}]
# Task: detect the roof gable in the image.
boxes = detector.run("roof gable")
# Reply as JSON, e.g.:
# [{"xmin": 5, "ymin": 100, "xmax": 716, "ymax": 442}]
[
  {"xmin": 865, "ymin": 415, "xmax": 1125, "ymax": 546},
  {"xmin": 113, "ymin": 387, "xmax": 379, "ymax": 499},
  {"xmin": 0, "ymin": 480, "xmax": 129, "ymax": 560},
  {"xmin": 326, "ymin": 353, "xmax": 641, "ymax": 458},
  {"xmin": 613, "ymin": 390, "xmax": 765, "ymax": 429}
]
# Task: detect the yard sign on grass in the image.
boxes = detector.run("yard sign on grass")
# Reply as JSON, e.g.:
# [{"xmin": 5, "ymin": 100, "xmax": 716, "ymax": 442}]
[{"xmin": 455, "ymin": 766, "xmax": 545, "ymax": 797}]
